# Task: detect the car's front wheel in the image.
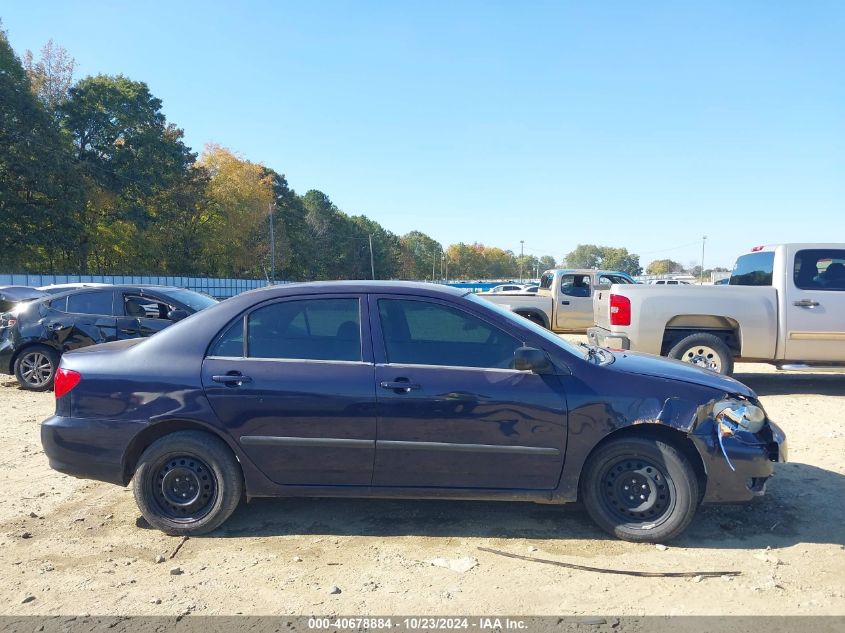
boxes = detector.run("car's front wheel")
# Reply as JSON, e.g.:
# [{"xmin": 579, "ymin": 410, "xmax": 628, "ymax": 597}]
[
  {"xmin": 14, "ymin": 345, "xmax": 59, "ymax": 391},
  {"xmin": 133, "ymin": 431, "xmax": 243, "ymax": 535},
  {"xmin": 580, "ymin": 436, "xmax": 699, "ymax": 543}
]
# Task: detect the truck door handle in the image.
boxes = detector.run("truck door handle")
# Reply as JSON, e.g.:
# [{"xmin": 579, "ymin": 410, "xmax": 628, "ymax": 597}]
[
  {"xmin": 561, "ymin": 301, "xmax": 570, "ymax": 305},
  {"xmin": 212, "ymin": 373, "xmax": 253, "ymax": 386},
  {"xmin": 380, "ymin": 380, "xmax": 420, "ymax": 393},
  {"xmin": 793, "ymin": 300, "xmax": 820, "ymax": 308}
]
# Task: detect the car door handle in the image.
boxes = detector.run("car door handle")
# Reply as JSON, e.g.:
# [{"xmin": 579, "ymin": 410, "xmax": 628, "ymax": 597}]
[
  {"xmin": 212, "ymin": 374, "xmax": 253, "ymax": 385},
  {"xmin": 380, "ymin": 380, "xmax": 420, "ymax": 392},
  {"xmin": 793, "ymin": 300, "xmax": 820, "ymax": 308}
]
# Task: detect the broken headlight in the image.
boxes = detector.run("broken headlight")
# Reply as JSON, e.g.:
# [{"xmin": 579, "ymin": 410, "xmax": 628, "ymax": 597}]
[{"xmin": 714, "ymin": 399, "xmax": 766, "ymax": 436}]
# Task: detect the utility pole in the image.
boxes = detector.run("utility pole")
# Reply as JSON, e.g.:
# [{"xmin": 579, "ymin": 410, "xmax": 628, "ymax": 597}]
[
  {"xmin": 700, "ymin": 235, "xmax": 707, "ymax": 285},
  {"xmin": 432, "ymin": 247, "xmax": 437, "ymax": 282},
  {"xmin": 368, "ymin": 233, "xmax": 375, "ymax": 280},
  {"xmin": 268, "ymin": 202, "xmax": 276, "ymax": 285},
  {"xmin": 444, "ymin": 255, "xmax": 449, "ymax": 283}
]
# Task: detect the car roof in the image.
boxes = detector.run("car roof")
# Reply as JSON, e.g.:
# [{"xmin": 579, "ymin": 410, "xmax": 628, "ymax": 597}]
[
  {"xmin": 239, "ymin": 280, "xmax": 467, "ymax": 299},
  {"xmin": 35, "ymin": 284, "xmax": 192, "ymax": 302}
]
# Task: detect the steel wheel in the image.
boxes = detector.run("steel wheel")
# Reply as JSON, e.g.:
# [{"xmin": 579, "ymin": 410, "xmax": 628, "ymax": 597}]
[
  {"xmin": 149, "ymin": 455, "xmax": 218, "ymax": 523},
  {"xmin": 667, "ymin": 333, "xmax": 734, "ymax": 375},
  {"xmin": 598, "ymin": 456, "xmax": 675, "ymax": 527}
]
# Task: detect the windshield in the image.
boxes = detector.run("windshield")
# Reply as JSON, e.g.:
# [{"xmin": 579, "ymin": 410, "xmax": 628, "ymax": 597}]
[
  {"xmin": 466, "ymin": 293, "xmax": 581, "ymax": 355},
  {"xmin": 157, "ymin": 288, "xmax": 219, "ymax": 312}
]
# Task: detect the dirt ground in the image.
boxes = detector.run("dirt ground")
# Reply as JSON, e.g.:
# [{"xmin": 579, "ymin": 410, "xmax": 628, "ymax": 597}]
[{"xmin": 1, "ymin": 358, "xmax": 844, "ymax": 617}]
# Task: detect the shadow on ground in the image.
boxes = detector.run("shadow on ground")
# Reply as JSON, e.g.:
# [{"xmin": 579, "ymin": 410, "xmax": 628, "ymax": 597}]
[
  {"xmin": 139, "ymin": 462, "xmax": 845, "ymax": 550},
  {"xmin": 734, "ymin": 372, "xmax": 845, "ymax": 397}
]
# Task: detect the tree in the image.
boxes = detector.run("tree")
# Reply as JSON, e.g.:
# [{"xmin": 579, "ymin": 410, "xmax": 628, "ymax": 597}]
[
  {"xmin": 399, "ymin": 231, "xmax": 442, "ymax": 280},
  {"xmin": 563, "ymin": 245, "xmax": 642, "ymax": 276},
  {"xmin": 538, "ymin": 255, "xmax": 557, "ymax": 273},
  {"xmin": 646, "ymin": 259, "xmax": 684, "ymax": 275},
  {"xmin": 198, "ymin": 144, "xmax": 274, "ymax": 277},
  {"xmin": 0, "ymin": 23, "xmax": 83, "ymax": 272},
  {"xmin": 23, "ymin": 39, "xmax": 75, "ymax": 113},
  {"xmin": 59, "ymin": 75, "xmax": 198, "ymax": 272}
]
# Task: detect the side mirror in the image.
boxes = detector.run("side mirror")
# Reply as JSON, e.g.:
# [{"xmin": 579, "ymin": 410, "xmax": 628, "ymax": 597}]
[
  {"xmin": 513, "ymin": 346, "xmax": 550, "ymax": 372},
  {"xmin": 167, "ymin": 309, "xmax": 188, "ymax": 322}
]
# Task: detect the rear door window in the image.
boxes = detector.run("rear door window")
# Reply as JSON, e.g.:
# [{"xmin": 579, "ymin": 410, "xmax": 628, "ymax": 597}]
[
  {"xmin": 123, "ymin": 294, "xmax": 175, "ymax": 319},
  {"xmin": 65, "ymin": 290, "xmax": 115, "ymax": 316},
  {"xmin": 247, "ymin": 298, "xmax": 361, "ymax": 361},
  {"xmin": 794, "ymin": 249, "xmax": 845, "ymax": 291}
]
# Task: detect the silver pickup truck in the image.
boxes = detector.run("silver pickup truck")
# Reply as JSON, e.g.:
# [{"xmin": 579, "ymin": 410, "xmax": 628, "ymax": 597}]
[
  {"xmin": 481, "ymin": 269, "xmax": 634, "ymax": 332},
  {"xmin": 588, "ymin": 243, "xmax": 845, "ymax": 375}
]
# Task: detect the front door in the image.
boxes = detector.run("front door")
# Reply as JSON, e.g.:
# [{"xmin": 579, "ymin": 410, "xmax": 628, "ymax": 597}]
[
  {"xmin": 370, "ymin": 295, "xmax": 568, "ymax": 490},
  {"xmin": 201, "ymin": 295, "xmax": 377, "ymax": 486},
  {"xmin": 554, "ymin": 273, "xmax": 593, "ymax": 331},
  {"xmin": 785, "ymin": 248, "xmax": 845, "ymax": 361}
]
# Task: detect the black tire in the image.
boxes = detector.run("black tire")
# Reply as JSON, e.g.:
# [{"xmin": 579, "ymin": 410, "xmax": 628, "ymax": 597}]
[
  {"xmin": 132, "ymin": 430, "xmax": 244, "ymax": 536},
  {"xmin": 667, "ymin": 332, "xmax": 734, "ymax": 375},
  {"xmin": 520, "ymin": 312, "xmax": 547, "ymax": 328},
  {"xmin": 14, "ymin": 345, "xmax": 59, "ymax": 391},
  {"xmin": 581, "ymin": 436, "xmax": 699, "ymax": 543}
]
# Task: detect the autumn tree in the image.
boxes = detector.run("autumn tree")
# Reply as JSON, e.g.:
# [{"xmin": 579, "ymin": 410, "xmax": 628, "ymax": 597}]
[
  {"xmin": 23, "ymin": 39, "xmax": 75, "ymax": 113},
  {"xmin": 646, "ymin": 259, "xmax": 684, "ymax": 275}
]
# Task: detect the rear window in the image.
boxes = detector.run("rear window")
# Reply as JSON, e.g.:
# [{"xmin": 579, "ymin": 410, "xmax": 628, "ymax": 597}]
[
  {"xmin": 794, "ymin": 249, "xmax": 845, "ymax": 291},
  {"xmin": 730, "ymin": 252, "xmax": 775, "ymax": 286},
  {"xmin": 539, "ymin": 273, "xmax": 554, "ymax": 290}
]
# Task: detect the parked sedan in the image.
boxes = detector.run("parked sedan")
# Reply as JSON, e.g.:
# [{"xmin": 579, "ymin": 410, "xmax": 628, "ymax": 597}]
[
  {"xmin": 1, "ymin": 285, "xmax": 217, "ymax": 390},
  {"xmin": 41, "ymin": 281, "xmax": 785, "ymax": 543}
]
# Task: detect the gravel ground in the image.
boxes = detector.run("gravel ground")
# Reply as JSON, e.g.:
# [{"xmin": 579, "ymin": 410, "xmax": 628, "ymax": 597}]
[{"xmin": 1, "ymin": 360, "xmax": 843, "ymax": 617}]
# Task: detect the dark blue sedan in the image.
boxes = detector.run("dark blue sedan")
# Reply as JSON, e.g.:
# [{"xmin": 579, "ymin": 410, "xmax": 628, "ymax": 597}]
[{"xmin": 41, "ymin": 281, "xmax": 786, "ymax": 542}]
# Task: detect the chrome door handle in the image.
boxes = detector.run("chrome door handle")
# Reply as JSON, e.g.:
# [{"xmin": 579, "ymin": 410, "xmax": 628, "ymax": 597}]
[{"xmin": 793, "ymin": 300, "xmax": 820, "ymax": 308}]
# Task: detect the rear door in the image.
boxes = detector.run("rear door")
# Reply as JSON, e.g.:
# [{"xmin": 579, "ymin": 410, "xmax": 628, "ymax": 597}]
[
  {"xmin": 45, "ymin": 290, "xmax": 118, "ymax": 350},
  {"xmin": 554, "ymin": 273, "xmax": 593, "ymax": 331},
  {"xmin": 785, "ymin": 248, "xmax": 845, "ymax": 361},
  {"xmin": 201, "ymin": 295, "xmax": 377, "ymax": 486},
  {"xmin": 370, "ymin": 295, "xmax": 568, "ymax": 490}
]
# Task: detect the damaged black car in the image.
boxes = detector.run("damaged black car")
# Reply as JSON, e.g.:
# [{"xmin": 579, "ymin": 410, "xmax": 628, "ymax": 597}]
[{"xmin": 1, "ymin": 285, "xmax": 217, "ymax": 390}]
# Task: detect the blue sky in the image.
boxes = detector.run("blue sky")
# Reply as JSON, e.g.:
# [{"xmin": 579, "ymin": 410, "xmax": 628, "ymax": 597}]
[{"xmin": 3, "ymin": 1, "xmax": 843, "ymax": 268}]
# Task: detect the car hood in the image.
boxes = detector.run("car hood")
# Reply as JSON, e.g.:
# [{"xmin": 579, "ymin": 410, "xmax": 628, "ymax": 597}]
[{"xmin": 607, "ymin": 350, "xmax": 755, "ymax": 397}]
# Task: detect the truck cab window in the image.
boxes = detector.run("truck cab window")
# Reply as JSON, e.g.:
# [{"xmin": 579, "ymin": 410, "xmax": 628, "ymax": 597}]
[{"xmin": 794, "ymin": 249, "xmax": 845, "ymax": 291}]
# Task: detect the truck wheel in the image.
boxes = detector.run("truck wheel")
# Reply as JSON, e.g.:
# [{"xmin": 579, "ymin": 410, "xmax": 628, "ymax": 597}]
[
  {"xmin": 580, "ymin": 436, "xmax": 699, "ymax": 543},
  {"xmin": 14, "ymin": 345, "xmax": 59, "ymax": 391},
  {"xmin": 667, "ymin": 333, "xmax": 734, "ymax": 375},
  {"xmin": 133, "ymin": 431, "xmax": 244, "ymax": 536}
]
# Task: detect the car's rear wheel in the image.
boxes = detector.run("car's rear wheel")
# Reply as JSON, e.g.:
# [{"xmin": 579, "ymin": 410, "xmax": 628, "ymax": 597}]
[
  {"xmin": 580, "ymin": 436, "xmax": 699, "ymax": 543},
  {"xmin": 519, "ymin": 312, "xmax": 547, "ymax": 328},
  {"xmin": 667, "ymin": 333, "xmax": 734, "ymax": 375},
  {"xmin": 14, "ymin": 345, "xmax": 59, "ymax": 391},
  {"xmin": 133, "ymin": 431, "xmax": 243, "ymax": 535}
]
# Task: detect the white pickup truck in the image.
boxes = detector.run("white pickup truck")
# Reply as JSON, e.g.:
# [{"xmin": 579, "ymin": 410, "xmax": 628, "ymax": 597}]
[
  {"xmin": 481, "ymin": 268, "xmax": 634, "ymax": 332},
  {"xmin": 588, "ymin": 243, "xmax": 845, "ymax": 375}
]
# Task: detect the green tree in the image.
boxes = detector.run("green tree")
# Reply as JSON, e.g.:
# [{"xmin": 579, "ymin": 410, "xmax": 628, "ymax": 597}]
[
  {"xmin": 538, "ymin": 255, "xmax": 557, "ymax": 273},
  {"xmin": 0, "ymin": 23, "xmax": 83, "ymax": 272},
  {"xmin": 563, "ymin": 244, "xmax": 642, "ymax": 276},
  {"xmin": 399, "ymin": 231, "xmax": 443, "ymax": 280},
  {"xmin": 59, "ymin": 74, "xmax": 198, "ymax": 272}
]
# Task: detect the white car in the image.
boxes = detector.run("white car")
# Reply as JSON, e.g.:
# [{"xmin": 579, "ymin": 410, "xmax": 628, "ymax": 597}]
[{"xmin": 484, "ymin": 284, "xmax": 527, "ymax": 294}]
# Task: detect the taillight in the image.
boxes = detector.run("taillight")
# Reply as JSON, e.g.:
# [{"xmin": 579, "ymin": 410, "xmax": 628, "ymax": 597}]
[
  {"xmin": 609, "ymin": 294, "xmax": 631, "ymax": 326},
  {"xmin": 751, "ymin": 245, "xmax": 765, "ymax": 252},
  {"xmin": 54, "ymin": 368, "xmax": 81, "ymax": 398}
]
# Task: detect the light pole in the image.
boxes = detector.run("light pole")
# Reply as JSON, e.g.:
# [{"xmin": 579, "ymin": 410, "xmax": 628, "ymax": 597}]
[
  {"xmin": 432, "ymin": 247, "xmax": 437, "ymax": 282},
  {"xmin": 519, "ymin": 240, "xmax": 525, "ymax": 282},
  {"xmin": 700, "ymin": 235, "xmax": 707, "ymax": 284}
]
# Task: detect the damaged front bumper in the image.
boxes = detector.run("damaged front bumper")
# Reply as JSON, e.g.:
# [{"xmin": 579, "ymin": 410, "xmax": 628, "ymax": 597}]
[{"xmin": 691, "ymin": 418, "xmax": 787, "ymax": 503}]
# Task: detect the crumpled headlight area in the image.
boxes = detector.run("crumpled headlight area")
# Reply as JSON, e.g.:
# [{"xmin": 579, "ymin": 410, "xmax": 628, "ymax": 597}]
[
  {"xmin": 715, "ymin": 399, "xmax": 767, "ymax": 436},
  {"xmin": 713, "ymin": 398, "xmax": 769, "ymax": 471}
]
